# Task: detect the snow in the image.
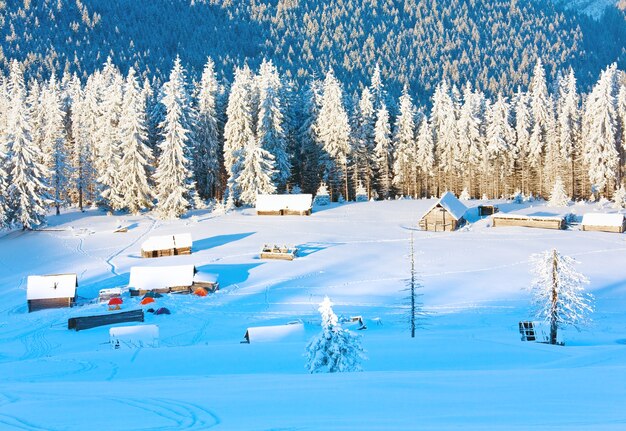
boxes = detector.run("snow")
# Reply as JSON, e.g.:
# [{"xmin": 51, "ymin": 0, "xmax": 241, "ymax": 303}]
[
  {"xmin": 492, "ymin": 213, "xmax": 564, "ymax": 221},
  {"xmin": 128, "ymin": 264, "xmax": 195, "ymax": 291},
  {"xmin": 255, "ymin": 193, "xmax": 313, "ymax": 212},
  {"xmin": 193, "ymin": 270, "xmax": 218, "ymax": 285},
  {"xmin": 244, "ymin": 322, "xmax": 305, "ymax": 343},
  {"xmin": 423, "ymin": 191, "xmax": 468, "ymax": 220},
  {"xmin": 582, "ymin": 212, "xmax": 625, "ymax": 227},
  {"xmin": 109, "ymin": 324, "xmax": 159, "ymax": 349},
  {"xmin": 26, "ymin": 274, "xmax": 77, "ymax": 300},
  {"xmin": 2, "ymin": 199, "xmax": 626, "ymax": 429},
  {"xmin": 140, "ymin": 233, "xmax": 192, "ymax": 251}
]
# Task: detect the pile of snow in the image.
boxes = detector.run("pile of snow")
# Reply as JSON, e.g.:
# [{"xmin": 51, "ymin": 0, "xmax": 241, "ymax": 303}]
[{"xmin": 110, "ymin": 325, "xmax": 159, "ymax": 349}]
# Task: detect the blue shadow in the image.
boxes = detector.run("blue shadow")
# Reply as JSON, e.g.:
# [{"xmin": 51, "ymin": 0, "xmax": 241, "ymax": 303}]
[
  {"xmin": 194, "ymin": 232, "xmax": 256, "ymax": 251},
  {"xmin": 196, "ymin": 263, "xmax": 263, "ymax": 287}
]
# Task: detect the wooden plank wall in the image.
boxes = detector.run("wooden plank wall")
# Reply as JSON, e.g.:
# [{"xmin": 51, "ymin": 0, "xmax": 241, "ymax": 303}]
[{"xmin": 68, "ymin": 309, "xmax": 144, "ymax": 331}]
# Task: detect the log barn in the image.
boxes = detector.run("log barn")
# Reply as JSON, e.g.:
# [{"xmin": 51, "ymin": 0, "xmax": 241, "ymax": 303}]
[
  {"xmin": 27, "ymin": 274, "xmax": 78, "ymax": 312},
  {"xmin": 491, "ymin": 214, "xmax": 565, "ymax": 230},
  {"xmin": 419, "ymin": 192, "xmax": 468, "ymax": 232},
  {"xmin": 581, "ymin": 213, "xmax": 626, "ymax": 233},
  {"xmin": 128, "ymin": 265, "xmax": 219, "ymax": 296},
  {"xmin": 256, "ymin": 194, "xmax": 313, "ymax": 216},
  {"xmin": 140, "ymin": 233, "xmax": 193, "ymax": 258}
]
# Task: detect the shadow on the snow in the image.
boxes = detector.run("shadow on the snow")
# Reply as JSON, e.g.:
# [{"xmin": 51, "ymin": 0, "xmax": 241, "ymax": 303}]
[
  {"xmin": 194, "ymin": 232, "xmax": 256, "ymax": 251},
  {"xmin": 196, "ymin": 262, "xmax": 263, "ymax": 287}
]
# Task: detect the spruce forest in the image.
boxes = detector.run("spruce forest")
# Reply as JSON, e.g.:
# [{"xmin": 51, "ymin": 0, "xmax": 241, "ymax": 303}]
[{"xmin": 0, "ymin": 0, "xmax": 625, "ymax": 228}]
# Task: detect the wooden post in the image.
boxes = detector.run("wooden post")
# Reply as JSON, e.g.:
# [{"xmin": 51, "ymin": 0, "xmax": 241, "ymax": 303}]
[{"xmin": 550, "ymin": 248, "xmax": 559, "ymax": 345}]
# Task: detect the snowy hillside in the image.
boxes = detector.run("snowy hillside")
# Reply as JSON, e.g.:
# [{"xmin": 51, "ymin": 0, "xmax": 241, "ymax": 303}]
[
  {"xmin": 1, "ymin": 200, "xmax": 625, "ymax": 429},
  {"xmin": 558, "ymin": 0, "xmax": 620, "ymax": 18}
]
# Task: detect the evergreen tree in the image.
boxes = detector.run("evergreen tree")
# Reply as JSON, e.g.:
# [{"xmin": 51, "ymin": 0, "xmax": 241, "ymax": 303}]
[
  {"xmin": 557, "ymin": 69, "xmax": 581, "ymax": 197},
  {"xmin": 485, "ymin": 94, "xmax": 515, "ymax": 197},
  {"xmin": 374, "ymin": 102, "xmax": 393, "ymax": 199},
  {"xmin": 514, "ymin": 89, "xmax": 533, "ymax": 196},
  {"xmin": 457, "ymin": 85, "xmax": 484, "ymax": 197},
  {"xmin": 4, "ymin": 61, "xmax": 49, "ymax": 229},
  {"xmin": 612, "ymin": 184, "xmax": 626, "ymax": 209},
  {"xmin": 193, "ymin": 57, "xmax": 221, "ymax": 200},
  {"xmin": 153, "ymin": 57, "xmax": 194, "ymax": 219},
  {"xmin": 353, "ymin": 86, "xmax": 376, "ymax": 197},
  {"xmin": 392, "ymin": 88, "xmax": 417, "ymax": 197},
  {"xmin": 415, "ymin": 117, "xmax": 435, "ymax": 197},
  {"xmin": 547, "ymin": 177, "xmax": 570, "ymax": 207},
  {"xmin": 118, "ymin": 67, "xmax": 154, "ymax": 214},
  {"xmin": 237, "ymin": 135, "xmax": 277, "ymax": 205},
  {"xmin": 431, "ymin": 80, "xmax": 459, "ymax": 194},
  {"xmin": 305, "ymin": 296, "xmax": 366, "ymax": 373},
  {"xmin": 529, "ymin": 249, "xmax": 594, "ymax": 345}
]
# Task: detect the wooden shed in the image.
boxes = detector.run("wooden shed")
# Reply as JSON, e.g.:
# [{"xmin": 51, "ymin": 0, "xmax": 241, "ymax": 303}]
[
  {"xmin": 491, "ymin": 214, "xmax": 565, "ymax": 230},
  {"xmin": 478, "ymin": 205, "xmax": 499, "ymax": 216},
  {"xmin": 256, "ymin": 194, "xmax": 313, "ymax": 216},
  {"xmin": 140, "ymin": 233, "xmax": 193, "ymax": 258},
  {"xmin": 27, "ymin": 274, "xmax": 77, "ymax": 312},
  {"xmin": 128, "ymin": 265, "xmax": 219, "ymax": 296},
  {"xmin": 581, "ymin": 213, "xmax": 626, "ymax": 233},
  {"xmin": 419, "ymin": 192, "xmax": 468, "ymax": 232}
]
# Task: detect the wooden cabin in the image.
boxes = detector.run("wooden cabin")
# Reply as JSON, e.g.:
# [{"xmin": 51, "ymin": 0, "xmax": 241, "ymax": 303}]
[
  {"xmin": 128, "ymin": 265, "xmax": 219, "ymax": 296},
  {"xmin": 478, "ymin": 205, "xmax": 499, "ymax": 216},
  {"xmin": 68, "ymin": 309, "xmax": 144, "ymax": 331},
  {"xmin": 27, "ymin": 274, "xmax": 77, "ymax": 312},
  {"xmin": 98, "ymin": 287, "xmax": 122, "ymax": 303},
  {"xmin": 581, "ymin": 213, "xmax": 626, "ymax": 233},
  {"xmin": 260, "ymin": 244, "xmax": 297, "ymax": 260},
  {"xmin": 256, "ymin": 194, "xmax": 313, "ymax": 216},
  {"xmin": 419, "ymin": 192, "xmax": 468, "ymax": 232},
  {"xmin": 491, "ymin": 214, "xmax": 565, "ymax": 230},
  {"xmin": 241, "ymin": 322, "xmax": 305, "ymax": 344},
  {"xmin": 140, "ymin": 233, "xmax": 192, "ymax": 258}
]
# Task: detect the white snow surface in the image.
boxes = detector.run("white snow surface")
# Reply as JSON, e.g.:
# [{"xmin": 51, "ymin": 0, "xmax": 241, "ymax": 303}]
[
  {"xmin": 256, "ymin": 193, "xmax": 313, "ymax": 211},
  {"xmin": 128, "ymin": 264, "xmax": 196, "ymax": 291},
  {"xmin": 244, "ymin": 322, "xmax": 305, "ymax": 343},
  {"xmin": 2, "ymin": 199, "xmax": 626, "ymax": 430},
  {"xmin": 582, "ymin": 212, "xmax": 625, "ymax": 227},
  {"xmin": 26, "ymin": 273, "xmax": 77, "ymax": 300},
  {"xmin": 109, "ymin": 325, "xmax": 159, "ymax": 349}
]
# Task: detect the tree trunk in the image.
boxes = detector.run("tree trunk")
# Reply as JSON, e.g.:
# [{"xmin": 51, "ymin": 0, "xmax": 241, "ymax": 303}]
[{"xmin": 550, "ymin": 248, "xmax": 559, "ymax": 345}]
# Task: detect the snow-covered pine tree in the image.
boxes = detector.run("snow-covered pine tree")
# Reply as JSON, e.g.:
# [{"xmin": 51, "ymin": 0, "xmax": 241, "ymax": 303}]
[
  {"xmin": 297, "ymin": 79, "xmax": 323, "ymax": 194},
  {"xmin": 374, "ymin": 102, "xmax": 393, "ymax": 199},
  {"xmin": 353, "ymin": 86, "xmax": 376, "ymax": 198},
  {"xmin": 529, "ymin": 249, "xmax": 594, "ymax": 345},
  {"xmin": 153, "ymin": 57, "xmax": 195, "ymax": 219},
  {"xmin": 314, "ymin": 182, "xmax": 330, "ymax": 206},
  {"xmin": 612, "ymin": 184, "xmax": 626, "ymax": 209},
  {"xmin": 415, "ymin": 117, "xmax": 435, "ymax": 197},
  {"xmin": 557, "ymin": 69, "xmax": 581, "ymax": 198},
  {"xmin": 316, "ymin": 69, "xmax": 351, "ymax": 201},
  {"xmin": 193, "ymin": 57, "xmax": 221, "ymax": 200},
  {"xmin": 431, "ymin": 80, "xmax": 459, "ymax": 194},
  {"xmin": 618, "ymin": 82, "xmax": 626, "ymax": 169},
  {"xmin": 583, "ymin": 64, "xmax": 620, "ymax": 196},
  {"xmin": 5, "ymin": 60, "xmax": 49, "ymax": 229},
  {"xmin": 485, "ymin": 94, "xmax": 515, "ymax": 198},
  {"xmin": 459, "ymin": 187, "xmax": 471, "ymax": 200},
  {"xmin": 355, "ymin": 181, "xmax": 368, "ymax": 202},
  {"xmin": 370, "ymin": 63, "xmax": 387, "ymax": 113},
  {"xmin": 305, "ymin": 296, "xmax": 366, "ymax": 373},
  {"xmin": 392, "ymin": 87, "xmax": 417, "ymax": 197},
  {"xmin": 237, "ymin": 135, "xmax": 277, "ymax": 206},
  {"xmin": 457, "ymin": 84, "xmax": 485, "ymax": 198},
  {"xmin": 41, "ymin": 73, "xmax": 69, "ymax": 215},
  {"xmin": 547, "ymin": 177, "xmax": 570, "ymax": 207},
  {"xmin": 224, "ymin": 65, "xmax": 255, "ymax": 203},
  {"xmin": 256, "ymin": 59, "xmax": 289, "ymax": 191},
  {"xmin": 514, "ymin": 88, "xmax": 533, "ymax": 196},
  {"xmin": 118, "ymin": 67, "xmax": 154, "ymax": 214}
]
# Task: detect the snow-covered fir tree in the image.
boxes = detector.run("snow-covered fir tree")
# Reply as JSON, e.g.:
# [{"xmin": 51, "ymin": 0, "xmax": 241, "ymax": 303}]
[
  {"xmin": 459, "ymin": 187, "xmax": 471, "ymax": 200},
  {"xmin": 153, "ymin": 57, "xmax": 195, "ymax": 219},
  {"xmin": 612, "ymin": 184, "xmax": 626, "ymax": 209},
  {"xmin": 431, "ymin": 80, "xmax": 459, "ymax": 194},
  {"xmin": 457, "ymin": 84, "xmax": 485, "ymax": 198},
  {"xmin": 547, "ymin": 177, "xmax": 570, "ymax": 207},
  {"xmin": 193, "ymin": 57, "xmax": 221, "ymax": 200},
  {"xmin": 314, "ymin": 182, "xmax": 330, "ymax": 206},
  {"xmin": 256, "ymin": 59, "xmax": 289, "ymax": 191},
  {"xmin": 305, "ymin": 296, "xmax": 366, "ymax": 373},
  {"xmin": 557, "ymin": 69, "xmax": 580, "ymax": 197},
  {"xmin": 237, "ymin": 135, "xmax": 277, "ymax": 206},
  {"xmin": 529, "ymin": 249, "xmax": 594, "ymax": 345},
  {"xmin": 392, "ymin": 87, "xmax": 417, "ymax": 197},
  {"xmin": 224, "ymin": 65, "xmax": 255, "ymax": 203},
  {"xmin": 485, "ymin": 94, "xmax": 515, "ymax": 198},
  {"xmin": 415, "ymin": 117, "xmax": 435, "ymax": 197},
  {"xmin": 353, "ymin": 86, "xmax": 376, "ymax": 198},
  {"xmin": 118, "ymin": 67, "xmax": 154, "ymax": 214},
  {"xmin": 374, "ymin": 102, "xmax": 393, "ymax": 199},
  {"xmin": 355, "ymin": 181, "xmax": 368, "ymax": 202},
  {"xmin": 316, "ymin": 69, "xmax": 351, "ymax": 200},
  {"xmin": 4, "ymin": 60, "xmax": 49, "ymax": 229}
]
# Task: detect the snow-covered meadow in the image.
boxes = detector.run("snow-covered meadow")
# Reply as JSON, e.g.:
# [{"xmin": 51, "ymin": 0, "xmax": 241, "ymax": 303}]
[{"xmin": 1, "ymin": 199, "xmax": 626, "ymax": 430}]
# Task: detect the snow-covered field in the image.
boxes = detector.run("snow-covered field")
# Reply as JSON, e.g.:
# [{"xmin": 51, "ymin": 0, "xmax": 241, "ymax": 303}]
[{"xmin": 1, "ymin": 199, "xmax": 626, "ymax": 430}]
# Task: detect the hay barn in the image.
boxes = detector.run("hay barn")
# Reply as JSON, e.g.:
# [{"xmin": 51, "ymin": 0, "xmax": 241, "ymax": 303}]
[
  {"xmin": 27, "ymin": 274, "xmax": 77, "ymax": 312},
  {"xmin": 419, "ymin": 192, "xmax": 468, "ymax": 232},
  {"xmin": 128, "ymin": 265, "xmax": 219, "ymax": 296},
  {"xmin": 581, "ymin": 213, "xmax": 626, "ymax": 233},
  {"xmin": 140, "ymin": 233, "xmax": 193, "ymax": 258},
  {"xmin": 491, "ymin": 214, "xmax": 565, "ymax": 230},
  {"xmin": 256, "ymin": 194, "xmax": 313, "ymax": 216}
]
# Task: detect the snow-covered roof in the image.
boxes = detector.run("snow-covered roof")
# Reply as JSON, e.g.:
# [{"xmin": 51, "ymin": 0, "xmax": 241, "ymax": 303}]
[
  {"xmin": 98, "ymin": 287, "xmax": 122, "ymax": 296},
  {"xmin": 256, "ymin": 194, "xmax": 313, "ymax": 212},
  {"xmin": 193, "ymin": 271, "xmax": 218, "ymax": 284},
  {"xmin": 27, "ymin": 274, "xmax": 77, "ymax": 300},
  {"xmin": 141, "ymin": 233, "xmax": 192, "ymax": 252},
  {"xmin": 244, "ymin": 322, "xmax": 304, "ymax": 343},
  {"xmin": 110, "ymin": 325, "xmax": 159, "ymax": 349},
  {"xmin": 582, "ymin": 213, "xmax": 625, "ymax": 227},
  {"xmin": 129, "ymin": 265, "xmax": 196, "ymax": 291},
  {"xmin": 423, "ymin": 192, "xmax": 468, "ymax": 221},
  {"xmin": 493, "ymin": 213, "xmax": 564, "ymax": 221}
]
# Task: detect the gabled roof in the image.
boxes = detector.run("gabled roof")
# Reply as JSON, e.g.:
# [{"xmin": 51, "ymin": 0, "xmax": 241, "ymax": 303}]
[
  {"xmin": 244, "ymin": 322, "xmax": 305, "ymax": 343},
  {"xmin": 256, "ymin": 194, "xmax": 313, "ymax": 211},
  {"xmin": 422, "ymin": 191, "xmax": 468, "ymax": 221},
  {"xmin": 27, "ymin": 274, "xmax": 77, "ymax": 300},
  {"xmin": 582, "ymin": 213, "xmax": 625, "ymax": 227},
  {"xmin": 129, "ymin": 265, "xmax": 196, "ymax": 291},
  {"xmin": 141, "ymin": 233, "xmax": 192, "ymax": 252}
]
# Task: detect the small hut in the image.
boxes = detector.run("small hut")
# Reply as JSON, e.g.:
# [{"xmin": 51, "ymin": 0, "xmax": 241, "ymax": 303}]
[
  {"xmin": 27, "ymin": 274, "xmax": 78, "ymax": 312},
  {"xmin": 141, "ymin": 233, "xmax": 193, "ymax": 258},
  {"xmin": 581, "ymin": 213, "xmax": 626, "ymax": 233},
  {"xmin": 128, "ymin": 265, "xmax": 219, "ymax": 296},
  {"xmin": 256, "ymin": 194, "xmax": 313, "ymax": 216},
  {"xmin": 419, "ymin": 192, "xmax": 468, "ymax": 232},
  {"xmin": 241, "ymin": 322, "xmax": 305, "ymax": 343},
  {"xmin": 491, "ymin": 214, "xmax": 565, "ymax": 230}
]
